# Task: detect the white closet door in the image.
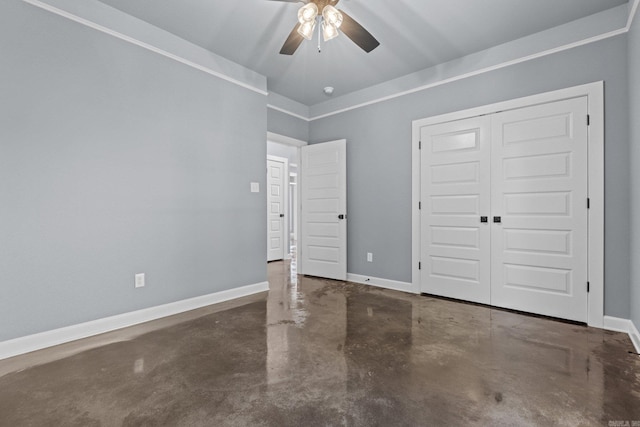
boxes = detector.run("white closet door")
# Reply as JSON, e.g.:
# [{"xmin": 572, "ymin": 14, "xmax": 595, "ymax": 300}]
[
  {"xmin": 300, "ymin": 140, "xmax": 347, "ymax": 280},
  {"xmin": 420, "ymin": 116, "xmax": 491, "ymax": 304},
  {"xmin": 267, "ymin": 157, "xmax": 286, "ymax": 262},
  {"xmin": 490, "ymin": 97, "xmax": 588, "ymax": 322}
]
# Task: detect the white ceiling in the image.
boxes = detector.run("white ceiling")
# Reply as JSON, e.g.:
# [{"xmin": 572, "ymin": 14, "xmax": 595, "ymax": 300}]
[{"xmin": 95, "ymin": 0, "xmax": 628, "ymax": 106}]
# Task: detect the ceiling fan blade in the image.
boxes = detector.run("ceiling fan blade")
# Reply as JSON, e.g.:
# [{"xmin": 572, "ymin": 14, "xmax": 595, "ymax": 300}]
[
  {"xmin": 338, "ymin": 10, "xmax": 380, "ymax": 53},
  {"xmin": 280, "ymin": 23, "xmax": 305, "ymax": 55}
]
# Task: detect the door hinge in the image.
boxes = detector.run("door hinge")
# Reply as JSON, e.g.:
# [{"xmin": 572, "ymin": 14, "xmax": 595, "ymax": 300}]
[
  {"xmin": 587, "ymin": 198, "xmax": 590, "ymax": 209},
  {"xmin": 419, "ymin": 140, "xmax": 422, "ymax": 150},
  {"xmin": 419, "ymin": 262, "xmax": 422, "ymax": 270},
  {"xmin": 587, "ymin": 115, "xmax": 590, "ymax": 126},
  {"xmin": 419, "ymin": 201, "xmax": 422, "ymax": 210},
  {"xmin": 587, "ymin": 282, "xmax": 590, "ymax": 293}
]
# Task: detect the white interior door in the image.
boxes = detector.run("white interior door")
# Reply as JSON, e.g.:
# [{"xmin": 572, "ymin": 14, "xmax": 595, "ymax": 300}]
[
  {"xmin": 300, "ymin": 140, "xmax": 347, "ymax": 280},
  {"xmin": 267, "ymin": 156, "xmax": 287, "ymax": 262},
  {"xmin": 420, "ymin": 117, "xmax": 491, "ymax": 304},
  {"xmin": 490, "ymin": 97, "xmax": 588, "ymax": 322}
]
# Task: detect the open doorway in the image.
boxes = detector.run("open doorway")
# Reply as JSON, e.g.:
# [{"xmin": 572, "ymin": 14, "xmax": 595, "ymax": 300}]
[{"xmin": 266, "ymin": 132, "xmax": 306, "ymax": 264}]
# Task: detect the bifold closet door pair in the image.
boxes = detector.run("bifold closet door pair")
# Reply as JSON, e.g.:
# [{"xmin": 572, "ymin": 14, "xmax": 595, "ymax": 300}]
[{"xmin": 420, "ymin": 97, "xmax": 588, "ymax": 322}]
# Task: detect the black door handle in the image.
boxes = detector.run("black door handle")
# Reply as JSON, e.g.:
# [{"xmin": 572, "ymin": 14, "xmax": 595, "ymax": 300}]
[
  {"xmin": 338, "ymin": 214, "xmax": 345, "ymax": 220},
  {"xmin": 493, "ymin": 216, "xmax": 502, "ymax": 223},
  {"xmin": 480, "ymin": 216, "xmax": 488, "ymax": 223},
  {"xmin": 280, "ymin": 214, "xmax": 285, "ymax": 218}
]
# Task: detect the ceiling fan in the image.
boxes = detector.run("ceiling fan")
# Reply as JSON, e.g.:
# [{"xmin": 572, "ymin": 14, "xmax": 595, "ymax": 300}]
[{"xmin": 270, "ymin": 0, "xmax": 380, "ymax": 55}]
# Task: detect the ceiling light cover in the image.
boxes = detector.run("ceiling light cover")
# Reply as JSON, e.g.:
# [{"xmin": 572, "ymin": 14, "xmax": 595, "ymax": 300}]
[
  {"xmin": 322, "ymin": 5, "xmax": 343, "ymax": 28},
  {"xmin": 298, "ymin": 20, "xmax": 316, "ymax": 40},
  {"xmin": 322, "ymin": 21, "xmax": 339, "ymax": 42},
  {"xmin": 298, "ymin": 3, "xmax": 318, "ymax": 24}
]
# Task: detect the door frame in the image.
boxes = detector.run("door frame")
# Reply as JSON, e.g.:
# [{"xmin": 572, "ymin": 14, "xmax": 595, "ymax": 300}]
[
  {"xmin": 267, "ymin": 132, "xmax": 308, "ymax": 260},
  {"xmin": 411, "ymin": 81, "xmax": 604, "ymax": 328},
  {"xmin": 267, "ymin": 155, "xmax": 289, "ymax": 261}
]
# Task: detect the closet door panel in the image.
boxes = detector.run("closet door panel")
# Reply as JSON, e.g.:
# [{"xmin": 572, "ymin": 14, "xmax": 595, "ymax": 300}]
[
  {"xmin": 420, "ymin": 117, "xmax": 491, "ymax": 304},
  {"xmin": 490, "ymin": 97, "xmax": 589, "ymax": 322}
]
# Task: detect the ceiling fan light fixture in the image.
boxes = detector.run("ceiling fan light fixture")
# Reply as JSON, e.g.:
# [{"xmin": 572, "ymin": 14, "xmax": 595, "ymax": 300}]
[
  {"xmin": 298, "ymin": 20, "xmax": 316, "ymax": 40},
  {"xmin": 297, "ymin": 3, "xmax": 318, "ymax": 24},
  {"xmin": 322, "ymin": 21, "xmax": 339, "ymax": 42},
  {"xmin": 277, "ymin": 0, "xmax": 379, "ymax": 55}
]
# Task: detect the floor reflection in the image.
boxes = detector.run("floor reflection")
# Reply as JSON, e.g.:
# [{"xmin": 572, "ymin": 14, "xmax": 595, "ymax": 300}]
[{"xmin": 0, "ymin": 260, "xmax": 639, "ymax": 426}]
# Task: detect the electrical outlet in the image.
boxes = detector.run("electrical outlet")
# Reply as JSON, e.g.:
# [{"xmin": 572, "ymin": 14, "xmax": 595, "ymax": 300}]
[
  {"xmin": 135, "ymin": 273, "xmax": 145, "ymax": 288},
  {"xmin": 367, "ymin": 252, "xmax": 373, "ymax": 262}
]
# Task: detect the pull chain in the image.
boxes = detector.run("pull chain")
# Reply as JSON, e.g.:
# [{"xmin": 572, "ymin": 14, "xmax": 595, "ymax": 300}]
[{"xmin": 317, "ymin": 16, "xmax": 322, "ymax": 53}]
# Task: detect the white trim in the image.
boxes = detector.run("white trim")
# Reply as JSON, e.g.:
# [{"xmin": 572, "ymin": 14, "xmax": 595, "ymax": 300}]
[
  {"xmin": 267, "ymin": 104, "xmax": 311, "ymax": 122},
  {"xmin": 309, "ymin": 30, "xmax": 623, "ymax": 121},
  {"xmin": 0, "ymin": 281, "xmax": 269, "ymax": 361},
  {"xmin": 631, "ymin": 321, "xmax": 640, "ymax": 354},
  {"xmin": 627, "ymin": 0, "xmax": 640, "ymax": 29},
  {"xmin": 21, "ymin": 0, "xmax": 267, "ymax": 96},
  {"xmin": 267, "ymin": 132, "xmax": 308, "ymax": 147},
  {"xmin": 587, "ymin": 83, "xmax": 605, "ymax": 328},
  {"xmin": 412, "ymin": 82, "xmax": 604, "ymax": 327},
  {"xmin": 347, "ymin": 273, "xmax": 416, "ymax": 294},
  {"xmin": 411, "ymin": 118, "xmax": 422, "ymax": 300},
  {"xmin": 603, "ymin": 317, "xmax": 640, "ymax": 354},
  {"xmin": 603, "ymin": 316, "xmax": 633, "ymax": 333}
]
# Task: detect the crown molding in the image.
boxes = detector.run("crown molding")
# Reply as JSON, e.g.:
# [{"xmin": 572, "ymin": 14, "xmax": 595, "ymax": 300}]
[
  {"xmin": 307, "ymin": 4, "xmax": 629, "ymax": 121},
  {"xmin": 308, "ymin": 28, "xmax": 625, "ymax": 121},
  {"xmin": 21, "ymin": 0, "xmax": 268, "ymax": 96},
  {"xmin": 267, "ymin": 104, "xmax": 310, "ymax": 122},
  {"xmin": 627, "ymin": 0, "xmax": 640, "ymax": 29},
  {"xmin": 21, "ymin": 0, "xmax": 638, "ymax": 121}
]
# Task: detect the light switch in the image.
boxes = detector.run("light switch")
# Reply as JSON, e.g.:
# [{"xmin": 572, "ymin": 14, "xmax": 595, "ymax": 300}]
[
  {"xmin": 251, "ymin": 182, "xmax": 260, "ymax": 193},
  {"xmin": 135, "ymin": 273, "xmax": 145, "ymax": 288}
]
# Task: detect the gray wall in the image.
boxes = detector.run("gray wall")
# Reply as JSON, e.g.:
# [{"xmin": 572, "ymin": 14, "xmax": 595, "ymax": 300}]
[
  {"xmin": 0, "ymin": 0, "xmax": 267, "ymax": 341},
  {"xmin": 309, "ymin": 35, "xmax": 631, "ymax": 318},
  {"xmin": 268, "ymin": 108, "xmax": 309, "ymax": 142},
  {"xmin": 630, "ymin": 12, "xmax": 640, "ymax": 331}
]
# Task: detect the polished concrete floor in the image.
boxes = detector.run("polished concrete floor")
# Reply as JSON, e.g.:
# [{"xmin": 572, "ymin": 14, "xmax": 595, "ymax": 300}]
[{"xmin": 1, "ymin": 261, "xmax": 639, "ymax": 426}]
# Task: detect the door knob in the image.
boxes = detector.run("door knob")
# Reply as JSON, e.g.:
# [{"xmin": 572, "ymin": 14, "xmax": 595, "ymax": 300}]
[
  {"xmin": 480, "ymin": 216, "xmax": 488, "ymax": 223},
  {"xmin": 493, "ymin": 216, "xmax": 502, "ymax": 223},
  {"xmin": 280, "ymin": 214, "xmax": 285, "ymax": 218},
  {"xmin": 338, "ymin": 214, "xmax": 345, "ymax": 220}
]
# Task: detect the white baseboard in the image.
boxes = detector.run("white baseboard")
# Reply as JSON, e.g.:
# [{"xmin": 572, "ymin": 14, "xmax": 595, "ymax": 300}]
[
  {"xmin": 347, "ymin": 273, "xmax": 417, "ymax": 294},
  {"xmin": 603, "ymin": 316, "xmax": 640, "ymax": 354},
  {"xmin": 603, "ymin": 316, "xmax": 631, "ymax": 333},
  {"xmin": 630, "ymin": 320, "xmax": 640, "ymax": 354},
  {"xmin": 0, "ymin": 281, "xmax": 269, "ymax": 361}
]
